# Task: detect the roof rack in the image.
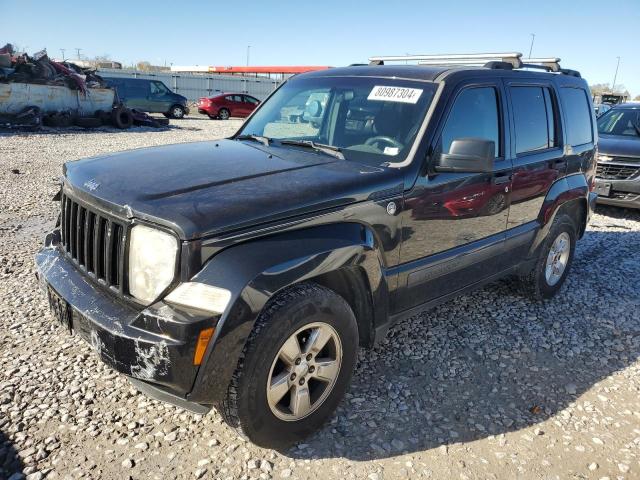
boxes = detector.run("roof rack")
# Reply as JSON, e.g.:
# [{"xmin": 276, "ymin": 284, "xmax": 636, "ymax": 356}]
[
  {"xmin": 368, "ymin": 52, "xmax": 581, "ymax": 77},
  {"xmin": 369, "ymin": 52, "xmax": 524, "ymax": 68}
]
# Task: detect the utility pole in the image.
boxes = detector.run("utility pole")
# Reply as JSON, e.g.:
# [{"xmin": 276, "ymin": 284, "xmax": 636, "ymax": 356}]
[
  {"xmin": 60, "ymin": 48, "xmax": 66, "ymax": 61},
  {"xmin": 528, "ymin": 33, "xmax": 535, "ymax": 58},
  {"xmin": 611, "ymin": 56, "xmax": 621, "ymax": 93},
  {"xmin": 244, "ymin": 45, "xmax": 251, "ymax": 93},
  {"xmin": 75, "ymin": 48, "xmax": 82, "ymax": 60}
]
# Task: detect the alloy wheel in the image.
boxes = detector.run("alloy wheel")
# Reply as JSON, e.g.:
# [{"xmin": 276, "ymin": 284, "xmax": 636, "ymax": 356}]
[
  {"xmin": 545, "ymin": 232, "xmax": 571, "ymax": 286},
  {"xmin": 266, "ymin": 322, "xmax": 342, "ymax": 421}
]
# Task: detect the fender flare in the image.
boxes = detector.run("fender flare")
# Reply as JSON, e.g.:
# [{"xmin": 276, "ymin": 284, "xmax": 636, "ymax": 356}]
[
  {"xmin": 529, "ymin": 173, "xmax": 589, "ymax": 256},
  {"xmin": 186, "ymin": 222, "xmax": 388, "ymax": 404}
]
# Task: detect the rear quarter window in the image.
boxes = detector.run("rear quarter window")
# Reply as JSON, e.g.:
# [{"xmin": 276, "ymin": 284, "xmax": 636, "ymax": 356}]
[{"xmin": 561, "ymin": 88, "xmax": 593, "ymax": 146}]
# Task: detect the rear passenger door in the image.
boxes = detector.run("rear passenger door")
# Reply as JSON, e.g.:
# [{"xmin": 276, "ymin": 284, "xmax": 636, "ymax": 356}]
[
  {"xmin": 506, "ymin": 82, "xmax": 566, "ymax": 229},
  {"xmin": 224, "ymin": 95, "xmax": 240, "ymax": 116}
]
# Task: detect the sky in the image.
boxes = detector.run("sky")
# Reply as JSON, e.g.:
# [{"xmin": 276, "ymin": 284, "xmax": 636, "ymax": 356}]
[{"xmin": 2, "ymin": 0, "xmax": 639, "ymax": 96}]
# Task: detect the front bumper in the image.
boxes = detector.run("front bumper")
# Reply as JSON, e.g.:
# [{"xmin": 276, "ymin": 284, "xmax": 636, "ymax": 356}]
[
  {"xmin": 35, "ymin": 230, "xmax": 216, "ymax": 411},
  {"xmin": 595, "ymin": 177, "xmax": 640, "ymax": 209}
]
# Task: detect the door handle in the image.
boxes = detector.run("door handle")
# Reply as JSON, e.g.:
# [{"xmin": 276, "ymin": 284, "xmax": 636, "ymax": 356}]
[
  {"xmin": 492, "ymin": 174, "xmax": 512, "ymax": 185},
  {"xmin": 551, "ymin": 159, "xmax": 567, "ymax": 170}
]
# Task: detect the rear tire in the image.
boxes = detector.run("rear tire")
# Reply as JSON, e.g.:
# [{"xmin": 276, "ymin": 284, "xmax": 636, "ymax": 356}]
[
  {"xmin": 517, "ymin": 213, "xmax": 576, "ymax": 300},
  {"xmin": 219, "ymin": 283, "xmax": 358, "ymax": 449},
  {"xmin": 218, "ymin": 108, "xmax": 230, "ymax": 120}
]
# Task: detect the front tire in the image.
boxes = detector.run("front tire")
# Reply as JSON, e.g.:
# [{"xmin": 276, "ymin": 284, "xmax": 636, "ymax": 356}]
[
  {"xmin": 219, "ymin": 283, "xmax": 358, "ymax": 448},
  {"xmin": 518, "ymin": 213, "xmax": 576, "ymax": 300},
  {"xmin": 168, "ymin": 105, "xmax": 186, "ymax": 119}
]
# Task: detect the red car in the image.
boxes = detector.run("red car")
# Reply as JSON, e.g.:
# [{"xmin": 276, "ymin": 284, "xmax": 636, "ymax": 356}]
[{"xmin": 197, "ymin": 93, "xmax": 260, "ymax": 120}]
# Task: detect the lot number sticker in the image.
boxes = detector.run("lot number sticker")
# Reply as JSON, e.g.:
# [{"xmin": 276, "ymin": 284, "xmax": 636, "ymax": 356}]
[{"xmin": 368, "ymin": 86, "xmax": 423, "ymax": 104}]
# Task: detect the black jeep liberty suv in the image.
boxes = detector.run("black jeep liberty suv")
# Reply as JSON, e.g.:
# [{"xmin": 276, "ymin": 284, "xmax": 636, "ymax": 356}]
[{"xmin": 36, "ymin": 52, "xmax": 598, "ymax": 447}]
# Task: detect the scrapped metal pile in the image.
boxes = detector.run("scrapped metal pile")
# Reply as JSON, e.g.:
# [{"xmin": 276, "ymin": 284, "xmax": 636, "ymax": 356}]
[
  {"xmin": 0, "ymin": 44, "xmax": 167, "ymax": 130},
  {"xmin": 0, "ymin": 44, "xmax": 107, "ymax": 93}
]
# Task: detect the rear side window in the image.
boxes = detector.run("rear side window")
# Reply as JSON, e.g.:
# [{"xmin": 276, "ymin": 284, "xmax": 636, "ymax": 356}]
[
  {"xmin": 125, "ymin": 81, "xmax": 147, "ymax": 96},
  {"xmin": 440, "ymin": 87, "xmax": 500, "ymax": 157},
  {"xmin": 511, "ymin": 86, "xmax": 557, "ymax": 154},
  {"xmin": 561, "ymin": 88, "xmax": 593, "ymax": 146}
]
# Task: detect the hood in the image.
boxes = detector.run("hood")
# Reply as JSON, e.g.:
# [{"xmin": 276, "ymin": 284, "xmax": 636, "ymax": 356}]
[
  {"xmin": 598, "ymin": 135, "xmax": 640, "ymax": 160},
  {"xmin": 63, "ymin": 140, "xmax": 402, "ymax": 239}
]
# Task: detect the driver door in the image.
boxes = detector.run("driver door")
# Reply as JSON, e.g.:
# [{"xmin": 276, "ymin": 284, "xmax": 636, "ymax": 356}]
[
  {"xmin": 395, "ymin": 81, "xmax": 512, "ymax": 313},
  {"xmin": 149, "ymin": 81, "xmax": 173, "ymax": 113}
]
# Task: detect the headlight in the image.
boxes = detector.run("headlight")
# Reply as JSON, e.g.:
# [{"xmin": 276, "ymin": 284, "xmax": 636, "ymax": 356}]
[
  {"xmin": 165, "ymin": 282, "xmax": 231, "ymax": 314},
  {"xmin": 128, "ymin": 225, "xmax": 178, "ymax": 303}
]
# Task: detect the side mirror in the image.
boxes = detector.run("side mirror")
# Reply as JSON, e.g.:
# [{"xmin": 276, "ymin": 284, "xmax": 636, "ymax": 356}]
[
  {"xmin": 304, "ymin": 100, "xmax": 323, "ymax": 118},
  {"xmin": 435, "ymin": 138, "xmax": 495, "ymax": 173}
]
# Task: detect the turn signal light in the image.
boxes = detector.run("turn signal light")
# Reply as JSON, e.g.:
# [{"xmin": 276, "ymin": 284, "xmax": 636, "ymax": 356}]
[{"xmin": 193, "ymin": 328, "xmax": 215, "ymax": 366}]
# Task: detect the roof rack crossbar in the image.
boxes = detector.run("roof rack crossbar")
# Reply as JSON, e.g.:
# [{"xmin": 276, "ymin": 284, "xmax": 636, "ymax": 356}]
[{"xmin": 522, "ymin": 57, "xmax": 561, "ymax": 72}]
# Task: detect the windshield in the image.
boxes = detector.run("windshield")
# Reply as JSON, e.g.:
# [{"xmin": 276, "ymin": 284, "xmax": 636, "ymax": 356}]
[
  {"xmin": 597, "ymin": 108, "xmax": 640, "ymax": 138},
  {"xmin": 237, "ymin": 76, "xmax": 438, "ymax": 163}
]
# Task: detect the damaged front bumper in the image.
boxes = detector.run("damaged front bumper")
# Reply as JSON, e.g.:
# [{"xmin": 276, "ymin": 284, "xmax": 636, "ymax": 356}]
[
  {"xmin": 595, "ymin": 177, "xmax": 640, "ymax": 209},
  {"xmin": 35, "ymin": 230, "xmax": 216, "ymax": 413}
]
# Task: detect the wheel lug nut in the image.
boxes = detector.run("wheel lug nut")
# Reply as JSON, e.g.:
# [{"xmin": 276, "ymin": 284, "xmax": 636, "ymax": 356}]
[
  {"xmin": 299, "ymin": 378, "xmax": 305, "ymax": 385},
  {"xmin": 295, "ymin": 358, "xmax": 301, "ymax": 365},
  {"xmin": 306, "ymin": 353, "xmax": 312, "ymax": 361},
  {"xmin": 290, "ymin": 373, "xmax": 296, "ymax": 381},
  {"xmin": 308, "ymin": 366, "xmax": 315, "ymax": 373}
]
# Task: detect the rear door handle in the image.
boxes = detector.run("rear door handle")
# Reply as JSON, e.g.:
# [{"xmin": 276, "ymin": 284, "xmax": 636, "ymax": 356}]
[
  {"xmin": 492, "ymin": 174, "xmax": 512, "ymax": 185},
  {"xmin": 552, "ymin": 159, "xmax": 567, "ymax": 170}
]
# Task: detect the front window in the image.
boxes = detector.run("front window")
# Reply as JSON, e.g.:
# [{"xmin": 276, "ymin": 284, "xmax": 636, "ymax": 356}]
[
  {"xmin": 439, "ymin": 87, "xmax": 500, "ymax": 157},
  {"xmin": 238, "ymin": 76, "xmax": 438, "ymax": 164},
  {"xmin": 150, "ymin": 81, "xmax": 170, "ymax": 96},
  {"xmin": 597, "ymin": 109, "xmax": 640, "ymax": 138}
]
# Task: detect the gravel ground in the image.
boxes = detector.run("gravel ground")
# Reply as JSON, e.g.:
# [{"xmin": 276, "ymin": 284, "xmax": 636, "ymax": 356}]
[{"xmin": 1, "ymin": 118, "xmax": 639, "ymax": 480}]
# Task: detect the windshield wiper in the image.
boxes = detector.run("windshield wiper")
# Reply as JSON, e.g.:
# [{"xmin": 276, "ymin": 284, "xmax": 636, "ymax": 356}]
[
  {"xmin": 236, "ymin": 134, "xmax": 271, "ymax": 146},
  {"xmin": 279, "ymin": 140, "xmax": 345, "ymax": 160}
]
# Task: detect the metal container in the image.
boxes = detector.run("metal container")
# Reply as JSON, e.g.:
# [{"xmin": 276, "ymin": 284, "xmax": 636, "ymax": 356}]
[{"xmin": 0, "ymin": 83, "xmax": 115, "ymax": 116}]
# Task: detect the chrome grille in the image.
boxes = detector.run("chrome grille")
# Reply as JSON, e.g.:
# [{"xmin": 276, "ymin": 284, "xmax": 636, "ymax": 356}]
[
  {"xmin": 60, "ymin": 193, "xmax": 128, "ymax": 292},
  {"xmin": 596, "ymin": 163, "xmax": 640, "ymax": 180}
]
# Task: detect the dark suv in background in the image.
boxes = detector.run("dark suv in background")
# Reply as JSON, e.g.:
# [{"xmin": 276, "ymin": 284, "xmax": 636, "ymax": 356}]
[
  {"xmin": 103, "ymin": 77, "xmax": 190, "ymax": 119},
  {"xmin": 594, "ymin": 102, "xmax": 640, "ymax": 209},
  {"xmin": 36, "ymin": 52, "xmax": 597, "ymax": 448}
]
